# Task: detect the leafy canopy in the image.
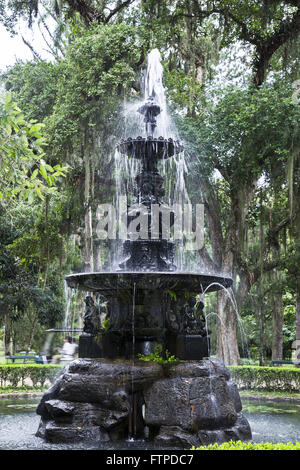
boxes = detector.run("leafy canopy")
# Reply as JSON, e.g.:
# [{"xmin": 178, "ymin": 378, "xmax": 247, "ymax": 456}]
[{"xmin": 0, "ymin": 93, "xmax": 67, "ymax": 202}]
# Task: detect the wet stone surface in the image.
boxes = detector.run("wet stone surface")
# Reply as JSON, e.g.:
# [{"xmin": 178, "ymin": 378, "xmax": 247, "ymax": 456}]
[{"xmin": 36, "ymin": 358, "xmax": 252, "ymax": 447}]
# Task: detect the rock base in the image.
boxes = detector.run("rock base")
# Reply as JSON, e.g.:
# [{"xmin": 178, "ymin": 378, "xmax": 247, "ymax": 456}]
[{"xmin": 36, "ymin": 358, "xmax": 251, "ymax": 447}]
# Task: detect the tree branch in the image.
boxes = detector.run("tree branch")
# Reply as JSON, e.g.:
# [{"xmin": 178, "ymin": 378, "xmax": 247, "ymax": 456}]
[
  {"xmin": 183, "ymin": 1, "xmax": 300, "ymax": 86},
  {"xmin": 104, "ymin": 0, "xmax": 134, "ymax": 24},
  {"xmin": 253, "ymin": 6, "xmax": 300, "ymax": 86},
  {"xmin": 267, "ymin": 215, "xmax": 291, "ymax": 247},
  {"xmin": 21, "ymin": 36, "xmax": 42, "ymax": 60}
]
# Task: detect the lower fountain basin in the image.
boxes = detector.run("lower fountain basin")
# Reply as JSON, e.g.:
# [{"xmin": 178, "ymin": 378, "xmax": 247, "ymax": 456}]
[{"xmin": 65, "ymin": 271, "xmax": 232, "ymax": 294}]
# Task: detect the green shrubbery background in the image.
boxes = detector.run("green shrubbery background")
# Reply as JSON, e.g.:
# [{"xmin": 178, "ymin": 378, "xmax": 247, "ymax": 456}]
[
  {"xmin": 193, "ymin": 440, "xmax": 300, "ymax": 450},
  {"xmin": 1, "ymin": 364, "xmax": 299, "ymax": 392},
  {"xmin": 0, "ymin": 364, "xmax": 62, "ymax": 388},
  {"xmin": 228, "ymin": 366, "xmax": 300, "ymax": 393}
]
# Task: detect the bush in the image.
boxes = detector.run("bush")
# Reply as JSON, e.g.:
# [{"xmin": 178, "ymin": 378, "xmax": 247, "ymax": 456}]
[
  {"xmin": 0, "ymin": 364, "xmax": 62, "ymax": 388},
  {"xmin": 137, "ymin": 344, "xmax": 180, "ymax": 367},
  {"xmin": 228, "ymin": 365, "xmax": 300, "ymax": 393},
  {"xmin": 193, "ymin": 440, "xmax": 300, "ymax": 450}
]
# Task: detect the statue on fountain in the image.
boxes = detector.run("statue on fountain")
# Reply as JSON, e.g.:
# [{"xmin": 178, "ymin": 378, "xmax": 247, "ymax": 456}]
[
  {"xmin": 83, "ymin": 296, "xmax": 102, "ymax": 335},
  {"xmin": 138, "ymin": 96, "xmax": 161, "ymax": 136}
]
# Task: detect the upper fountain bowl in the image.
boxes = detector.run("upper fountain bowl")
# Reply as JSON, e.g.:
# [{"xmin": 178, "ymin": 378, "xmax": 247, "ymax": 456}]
[
  {"xmin": 117, "ymin": 136, "xmax": 184, "ymax": 160},
  {"xmin": 65, "ymin": 271, "xmax": 232, "ymax": 294}
]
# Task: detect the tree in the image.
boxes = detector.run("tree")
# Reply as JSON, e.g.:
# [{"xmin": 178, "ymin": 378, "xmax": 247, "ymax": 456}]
[
  {"xmin": 142, "ymin": 0, "xmax": 300, "ymax": 87},
  {"xmin": 154, "ymin": 0, "xmax": 300, "ymax": 364},
  {"xmin": 173, "ymin": 82, "xmax": 300, "ymax": 364},
  {"xmin": 0, "ymin": 0, "xmax": 137, "ymax": 32}
]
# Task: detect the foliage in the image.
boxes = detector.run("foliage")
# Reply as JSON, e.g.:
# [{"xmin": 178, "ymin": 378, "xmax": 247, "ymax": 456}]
[
  {"xmin": 0, "ymin": 203, "xmax": 67, "ymax": 355},
  {"xmin": 0, "ymin": 93, "xmax": 68, "ymax": 202},
  {"xmin": 137, "ymin": 344, "xmax": 180, "ymax": 366},
  {"xmin": 142, "ymin": 0, "xmax": 300, "ymax": 86},
  {"xmin": 228, "ymin": 365, "xmax": 300, "ymax": 393},
  {"xmin": 42, "ymin": 21, "xmax": 143, "ymax": 162},
  {"xmin": 192, "ymin": 439, "xmax": 300, "ymax": 450},
  {"xmin": 3, "ymin": 61, "xmax": 60, "ymax": 122},
  {"xmin": 0, "ymin": 364, "xmax": 62, "ymax": 388},
  {"xmin": 0, "ymin": 20, "xmax": 145, "ymax": 357},
  {"xmin": 179, "ymin": 83, "xmax": 300, "ymax": 188},
  {"xmin": 0, "ymin": 0, "xmax": 138, "ymax": 32}
]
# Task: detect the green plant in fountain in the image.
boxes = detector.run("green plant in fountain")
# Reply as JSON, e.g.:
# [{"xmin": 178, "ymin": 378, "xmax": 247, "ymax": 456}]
[
  {"xmin": 137, "ymin": 344, "xmax": 180, "ymax": 366},
  {"xmin": 102, "ymin": 318, "xmax": 110, "ymax": 331}
]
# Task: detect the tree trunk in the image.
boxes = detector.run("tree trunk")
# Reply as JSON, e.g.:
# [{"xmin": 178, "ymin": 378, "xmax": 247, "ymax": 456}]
[
  {"xmin": 26, "ymin": 314, "xmax": 38, "ymax": 356},
  {"xmin": 257, "ymin": 299, "xmax": 264, "ymax": 366},
  {"xmin": 216, "ymin": 220, "xmax": 241, "ymax": 365},
  {"xmin": 216, "ymin": 289, "xmax": 241, "ymax": 365},
  {"xmin": 296, "ymin": 289, "xmax": 300, "ymax": 364},
  {"xmin": 271, "ymin": 293, "xmax": 283, "ymax": 362},
  {"xmin": 84, "ymin": 205, "xmax": 94, "ymax": 272},
  {"xmin": 43, "ymin": 194, "xmax": 50, "ymax": 288},
  {"xmin": 3, "ymin": 313, "xmax": 8, "ymax": 355}
]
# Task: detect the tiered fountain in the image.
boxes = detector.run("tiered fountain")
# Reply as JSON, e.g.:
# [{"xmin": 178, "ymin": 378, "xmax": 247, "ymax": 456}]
[{"xmin": 36, "ymin": 51, "xmax": 251, "ymax": 447}]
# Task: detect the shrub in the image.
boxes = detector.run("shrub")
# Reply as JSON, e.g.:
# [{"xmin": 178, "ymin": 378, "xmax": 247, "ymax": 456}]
[
  {"xmin": 0, "ymin": 364, "xmax": 62, "ymax": 388},
  {"xmin": 193, "ymin": 440, "xmax": 300, "ymax": 450},
  {"xmin": 137, "ymin": 344, "xmax": 180, "ymax": 367},
  {"xmin": 228, "ymin": 365, "xmax": 300, "ymax": 393}
]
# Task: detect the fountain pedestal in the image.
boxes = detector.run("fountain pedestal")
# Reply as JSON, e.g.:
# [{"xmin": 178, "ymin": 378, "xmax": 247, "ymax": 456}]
[
  {"xmin": 166, "ymin": 334, "xmax": 210, "ymax": 361},
  {"xmin": 36, "ymin": 358, "xmax": 251, "ymax": 447},
  {"xmin": 65, "ymin": 271, "xmax": 233, "ymax": 362}
]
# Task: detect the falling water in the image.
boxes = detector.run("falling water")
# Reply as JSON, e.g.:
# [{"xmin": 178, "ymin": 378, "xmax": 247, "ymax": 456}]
[
  {"xmin": 144, "ymin": 50, "xmax": 192, "ymax": 271},
  {"xmin": 129, "ymin": 282, "xmax": 137, "ymax": 439},
  {"xmin": 111, "ymin": 147, "xmax": 140, "ymax": 269},
  {"xmin": 203, "ymin": 282, "xmax": 250, "ymax": 359},
  {"xmin": 63, "ymin": 281, "xmax": 73, "ymax": 330},
  {"xmin": 132, "ymin": 282, "xmax": 136, "ymax": 363},
  {"xmin": 119, "ymin": 49, "xmax": 192, "ymax": 271}
]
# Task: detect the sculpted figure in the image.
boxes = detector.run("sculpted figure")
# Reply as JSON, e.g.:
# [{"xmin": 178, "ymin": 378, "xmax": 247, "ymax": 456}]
[{"xmin": 83, "ymin": 296, "xmax": 102, "ymax": 335}]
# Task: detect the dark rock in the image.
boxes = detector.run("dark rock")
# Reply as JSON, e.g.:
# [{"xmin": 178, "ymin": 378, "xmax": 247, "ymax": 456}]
[
  {"xmin": 35, "ymin": 418, "xmax": 47, "ymax": 439},
  {"xmin": 233, "ymin": 413, "xmax": 252, "ymax": 440},
  {"xmin": 227, "ymin": 381, "xmax": 243, "ymax": 413},
  {"xmin": 166, "ymin": 361, "xmax": 210, "ymax": 378},
  {"xmin": 208, "ymin": 358, "xmax": 231, "ymax": 381},
  {"xmin": 36, "ymin": 373, "xmax": 65, "ymax": 420},
  {"xmin": 45, "ymin": 400, "xmax": 75, "ymax": 420},
  {"xmin": 36, "ymin": 358, "xmax": 251, "ymax": 446},
  {"xmin": 57, "ymin": 359, "xmax": 162, "ymax": 404},
  {"xmin": 71, "ymin": 403, "xmax": 128, "ymax": 430},
  {"xmin": 197, "ymin": 429, "xmax": 226, "ymax": 446},
  {"xmin": 154, "ymin": 426, "xmax": 199, "ymax": 448},
  {"xmin": 44, "ymin": 421, "xmax": 109, "ymax": 444},
  {"xmin": 144, "ymin": 377, "xmax": 192, "ymax": 431}
]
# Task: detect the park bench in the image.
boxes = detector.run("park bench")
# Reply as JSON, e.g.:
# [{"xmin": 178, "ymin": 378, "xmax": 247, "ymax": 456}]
[
  {"xmin": 271, "ymin": 360, "xmax": 300, "ymax": 366},
  {"xmin": 5, "ymin": 355, "xmax": 39, "ymax": 364}
]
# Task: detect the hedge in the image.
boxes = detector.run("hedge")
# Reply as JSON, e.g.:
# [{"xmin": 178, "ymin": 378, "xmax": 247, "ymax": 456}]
[
  {"xmin": 228, "ymin": 365, "xmax": 300, "ymax": 393},
  {"xmin": 193, "ymin": 440, "xmax": 300, "ymax": 450},
  {"xmin": 0, "ymin": 365, "xmax": 62, "ymax": 388},
  {"xmin": 1, "ymin": 364, "xmax": 300, "ymax": 392}
]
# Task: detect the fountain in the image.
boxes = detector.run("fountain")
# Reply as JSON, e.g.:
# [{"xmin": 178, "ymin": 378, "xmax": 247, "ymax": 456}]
[{"xmin": 36, "ymin": 50, "xmax": 251, "ymax": 447}]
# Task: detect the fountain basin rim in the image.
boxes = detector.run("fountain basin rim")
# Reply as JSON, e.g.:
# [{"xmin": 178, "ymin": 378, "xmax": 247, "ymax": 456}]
[{"xmin": 65, "ymin": 271, "xmax": 233, "ymax": 293}]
